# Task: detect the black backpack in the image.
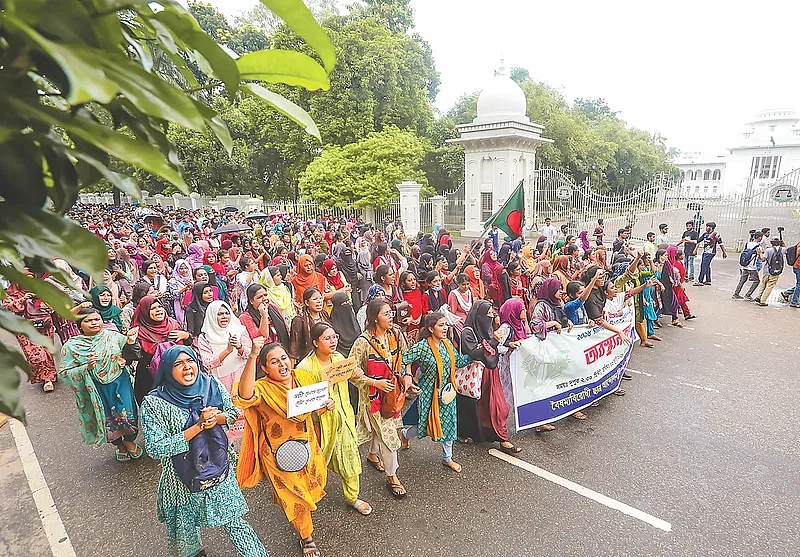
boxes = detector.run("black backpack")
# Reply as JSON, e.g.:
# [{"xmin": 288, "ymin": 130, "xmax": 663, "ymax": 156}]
[
  {"xmin": 739, "ymin": 243, "xmax": 759, "ymax": 267},
  {"xmin": 768, "ymin": 248, "xmax": 784, "ymax": 276},
  {"xmin": 787, "ymin": 243, "xmax": 799, "ymax": 266}
]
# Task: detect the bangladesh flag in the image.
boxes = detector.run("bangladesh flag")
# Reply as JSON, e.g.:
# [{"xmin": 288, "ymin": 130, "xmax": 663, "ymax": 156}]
[{"xmin": 484, "ymin": 181, "xmax": 525, "ymax": 238}]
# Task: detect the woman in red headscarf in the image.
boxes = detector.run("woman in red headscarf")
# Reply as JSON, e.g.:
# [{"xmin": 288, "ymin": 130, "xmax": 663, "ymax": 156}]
[
  {"xmin": 129, "ymin": 295, "xmax": 192, "ymax": 403},
  {"xmin": 292, "ymin": 254, "xmax": 328, "ymax": 306}
]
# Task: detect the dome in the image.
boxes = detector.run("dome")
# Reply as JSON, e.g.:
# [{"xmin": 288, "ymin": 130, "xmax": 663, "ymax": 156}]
[{"xmin": 474, "ymin": 61, "xmax": 529, "ymax": 124}]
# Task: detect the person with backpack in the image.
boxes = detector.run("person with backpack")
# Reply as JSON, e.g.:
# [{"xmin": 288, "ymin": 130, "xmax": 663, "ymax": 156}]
[
  {"xmin": 753, "ymin": 238, "xmax": 786, "ymax": 306},
  {"xmin": 779, "ymin": 240, "xmax": 800, "ymax": 308},
  {"xmin": 694, "ymin": 222, "xmax": 727, "ymax": 285},
  {"xmin": 732, "ymin": 231, "xmax": 763, "ymax": 300}
]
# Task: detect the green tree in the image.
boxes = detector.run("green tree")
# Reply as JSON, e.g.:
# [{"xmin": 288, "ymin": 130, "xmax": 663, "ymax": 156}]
[
  {"xmin": 300, "ymin": 127, "xmax": 430, "ymax": 208},
  {"xmin": 509, "ymin": 66, "xmax": 530, "ymax": 84},
  {"xmin": 0, "ymin": 0, "xmax": 334, "ymax": 419}
]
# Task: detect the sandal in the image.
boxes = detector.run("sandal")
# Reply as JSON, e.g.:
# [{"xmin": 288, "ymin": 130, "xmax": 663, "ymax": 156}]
[
  {"xmin": 498, "ymin": 442, "xmax": 522, "ymax": 455},
  {"xmin": 590, "ymin": 401, "xmax": 600, "ymax": 407},
  {"xmin": 573, "ymin": 411, "xmax": 587, "ymax": 420},
  {"xmin": 43, "ymin": 381, "xmax": 55, "ymax": 392},
  {"xmin": 399, "ymin": 427, "xmax": 411, "ymax": 450},
  {"xmin": 115, "ymin": 449, "xmax": 131, "ymax": 462},
  {"xmin": 129, "ymin": 444, "xmax": 144, "ymax": 460},
  {"xmin": 387, "ymin": 479, "xmax": 407, "ymax": 498},
  {"xmin": 351, "ymin": 499, "xmax": 373, "ymax": 516},
  {"xmin": 442, "ymin": 460, "xmax": 462, "ymax": 473},
  {"xmin": 366, "ymin": 454, "xmax": 385, "ymax": 472},
  {"xmin": 194, "ymin": 550, "xmax": 207, "ymax": 557},
  {"xmin": 535, "ymin": 424, "xmax": 556, "ymax": 433},
  {"xmin": 613, "ymin": 388, "xmax": 626, "ymax": 396},
  {"xmin": 670, "ymin": 321, "xmax": 683, "ymax": 328},
  {"xmin": 300, "ymin": 538, "xmax": 321, "ymax": 557},
  {"xmin": 457, "ymin": 437, "xmax": 473, "ymax": 444}
]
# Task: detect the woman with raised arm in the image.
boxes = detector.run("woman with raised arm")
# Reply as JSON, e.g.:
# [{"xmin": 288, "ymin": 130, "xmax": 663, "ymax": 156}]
[{"xmin": 235, "ymin": 340, "xmax": 331, "ymax": 557}]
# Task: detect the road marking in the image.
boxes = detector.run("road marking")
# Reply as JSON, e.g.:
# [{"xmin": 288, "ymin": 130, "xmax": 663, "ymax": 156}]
[
  {"xmin": 488, "ymin": 449, "xmax": 672, "ymax": 532},
  {"xmin": 676, "ymin": 381, "xmax": 719, "ymax": 393},
  {"xmin": 9, "ymin": 419, "xmax": 76, "ymax": 557},
  {"xmin": 625, "ymin": 368, "xmax": 655, "ymax": 377}
]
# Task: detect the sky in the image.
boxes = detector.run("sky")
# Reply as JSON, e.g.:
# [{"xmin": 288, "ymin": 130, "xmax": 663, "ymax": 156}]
[{"xmin": 191, "ymin": 0, "xmax": 800, "ymax": 155}]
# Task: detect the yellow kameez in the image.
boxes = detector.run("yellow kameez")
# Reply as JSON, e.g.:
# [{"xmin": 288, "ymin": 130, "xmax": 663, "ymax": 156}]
[
  {"xmin": 233, "ymin": 371, "xmax": 327, "ymax": 538},
  {"xmin": 295, "ymin": 352, "xmax": 362, "ymax": 504}
]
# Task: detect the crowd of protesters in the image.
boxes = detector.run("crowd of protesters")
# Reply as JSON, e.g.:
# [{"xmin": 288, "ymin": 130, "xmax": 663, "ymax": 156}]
[{"xmin": 5, "ymin": 202, "xmax": 797, "ymax": 557}]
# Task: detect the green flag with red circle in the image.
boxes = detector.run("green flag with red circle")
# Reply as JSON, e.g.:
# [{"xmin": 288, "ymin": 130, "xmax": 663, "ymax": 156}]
[{"xmin": 484, "ymin": 181, "xmax": 525, "ymax": 238}]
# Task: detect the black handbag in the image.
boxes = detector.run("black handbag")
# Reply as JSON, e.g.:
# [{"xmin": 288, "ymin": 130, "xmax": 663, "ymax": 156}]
[{"xmin": 172, "ymin": 410, "xmax": 230, "ymax": 492}]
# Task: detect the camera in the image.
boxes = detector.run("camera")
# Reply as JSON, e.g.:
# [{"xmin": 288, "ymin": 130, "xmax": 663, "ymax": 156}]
[{"xmin": 777, "ymin": 226, "xmax": 785, "ymax": 232}]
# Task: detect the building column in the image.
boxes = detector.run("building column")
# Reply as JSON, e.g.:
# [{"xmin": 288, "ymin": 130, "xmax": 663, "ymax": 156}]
[
  {"xmin": 397, "ymin": 181, "xmax": 422, "ymax": 236},
  {"xmin": 430, "ymin": 195, "xmax": 445, "ymax": 229}
]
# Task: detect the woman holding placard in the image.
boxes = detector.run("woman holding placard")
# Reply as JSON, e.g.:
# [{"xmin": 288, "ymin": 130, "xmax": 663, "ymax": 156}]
[
  {"xmin": 234, "ymin": 339, "xmax": 333, "ymax": 557},
  {"xmin": 296, "ymin": 323, "xmax": 372, "ymax": 516}
]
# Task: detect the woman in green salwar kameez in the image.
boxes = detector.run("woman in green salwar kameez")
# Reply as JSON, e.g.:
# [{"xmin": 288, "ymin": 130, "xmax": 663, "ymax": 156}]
[
  {"xmin": 141, "ymin": 346, "xmax": 267, "ymax": 557},
  {"xmin": 59, "ymin": 308, "xmax": 142, "ymax": 461},
  {"xmin": 296, "ymin": 323, "xmax": 372, "ymax": 516}
]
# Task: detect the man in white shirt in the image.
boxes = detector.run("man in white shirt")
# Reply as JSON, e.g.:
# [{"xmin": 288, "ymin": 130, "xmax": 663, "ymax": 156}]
[
  {"xmin": 732, "ymin": 231, "xmax": 762, "ymax": 300},
  {"xmin": 655, "ymin": 223, "xmax": 669, "ymax": 247},
  {"xmin": 538, "ymin": 217, "xmax": 558, "ymax": 245}
]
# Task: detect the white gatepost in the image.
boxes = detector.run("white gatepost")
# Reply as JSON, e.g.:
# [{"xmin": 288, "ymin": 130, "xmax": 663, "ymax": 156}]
[
  {"xmin": 189, "ymin": 192, "xmax": 201, "ymax": 210},
  {"xmin": 397, "ymin": 181, "xmax": 422, "ymax": 236},
  {"xmin": 430, "ymin": 195, "xmax": 445, "ymax": 228},
  {"xmin": 171, "ymin": 193, "xmax": 182, "ymax": 209},
  {"xmin": 363, "ymin": 206, "xmax": 376, "ymax": 227}
]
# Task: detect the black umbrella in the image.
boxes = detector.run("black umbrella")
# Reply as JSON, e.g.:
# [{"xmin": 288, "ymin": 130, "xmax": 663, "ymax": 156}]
[
  {"xmin": 212, "ymin": 223, "xmax": 252, "ymax": 236},
  {"xmin": 244, "ymin": 212, "xmax": 269, "ymax": 220},
  {"xmin": 221, "ymin": 205, "xmax": 239, "ymax": 213},
  {"xmin": 142, "ymin": 214, "xmax": 164, "ymax": 225}
]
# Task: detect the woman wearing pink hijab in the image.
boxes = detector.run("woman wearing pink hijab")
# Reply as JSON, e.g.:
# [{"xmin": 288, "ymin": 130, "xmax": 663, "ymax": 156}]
[{"xmin": 578, "ymin": 230, "xmax": 591, "ymax": 252}]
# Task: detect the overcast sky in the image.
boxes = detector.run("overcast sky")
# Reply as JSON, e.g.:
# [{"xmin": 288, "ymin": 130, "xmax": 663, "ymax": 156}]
[{"xmin": 191, "ymin": 0, "xmax": 800, "ymax": 154}]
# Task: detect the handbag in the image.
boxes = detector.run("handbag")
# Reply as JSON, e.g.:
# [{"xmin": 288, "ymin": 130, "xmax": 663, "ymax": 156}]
[
  {"xmin": 263, "ymin": 420, "xmax": 311, "ymax": 473},
  {"xmin": 439, "ymin": 382, "xmax": 456, "ymax": 405},
  {"xmin": 172, "ymin": 410, "xmax": 230, "ymax": 493},
  {"xmin": 455, "ymin": 361, "xmax": 485, "ymax": 399},
  {"xmin": 25, "ymin": 300, "xmax": 52, "ymax": 330},
  {"xmin": 366, "ymin": 332, "xmax": 407, "ymax": 419}
]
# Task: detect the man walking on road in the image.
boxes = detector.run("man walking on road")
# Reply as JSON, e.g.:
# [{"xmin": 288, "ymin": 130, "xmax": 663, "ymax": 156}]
[
  {"xmin": 780, "ymin": 239, "xmax": 800, "ymax": 308},
  {"xmin": 678, "ymin": 221, "xmax": 698, "ymax": 281},
  {"xmin": 732, "ymin": 231, "xmax": 762, "ymax": 300},
  {"xmin": 694, "ymin": 222, "xmax": 727, "ymax": 285},
  {"xmin": 754, "ymin": 237, "xmax": 785, "ymax": 306}
]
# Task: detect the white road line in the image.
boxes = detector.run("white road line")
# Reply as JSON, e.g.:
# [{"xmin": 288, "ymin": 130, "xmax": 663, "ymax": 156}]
[
  {"xmin": 9, "ymin": 419, "xmax": 76, "ymax": 557},
  {"xmin": 488, "ymin": 449, "xmax": 672, "ymax": 532},
  {"xmin": 625, "ymin": 368, "xmax": 655, "ymax": 377},
  {"xmin": 675, "ymin": 381, "xmax": 720, "ymax": 393}
]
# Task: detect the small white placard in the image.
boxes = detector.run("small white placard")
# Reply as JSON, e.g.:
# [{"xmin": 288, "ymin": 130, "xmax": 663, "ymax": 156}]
[{"xmin": 287, "ymin": 381, "xmax": 329, "ymax": 418}]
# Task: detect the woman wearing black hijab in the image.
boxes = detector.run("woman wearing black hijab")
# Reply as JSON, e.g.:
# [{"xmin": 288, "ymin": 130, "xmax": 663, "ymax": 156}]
[
  {"xmin": 497, "ymin": 244, "xmax": 512, "ymax": 267},
  {"xmin": 418, "ymin": 253, "xmax": 434, "ymax": 276},
  {"xmin": 458, "ymin": 300, "xmax": 520, "ymax": 454},
  {"xmin": 328, "ymin": 292, "xmax": 361, "ymax": 356},
  {"xmin": 337, "ymin": 244, "xmax": 361, "ymax": 308},
  {"xmin": 184, "ymin": 281, "xmax": 214, "ymax": 337}
]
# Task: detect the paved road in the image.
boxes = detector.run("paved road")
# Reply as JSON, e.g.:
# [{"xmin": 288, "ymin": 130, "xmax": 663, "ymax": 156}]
[{"xmin": 1, "ymin": 258, "xmax": 798, "ymax": 557}]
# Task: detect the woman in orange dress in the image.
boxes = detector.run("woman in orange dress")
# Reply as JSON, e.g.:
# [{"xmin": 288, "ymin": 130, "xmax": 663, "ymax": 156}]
[{"xmin": 234, "ymin": 338, "xmax": 333, "ymax": 557}]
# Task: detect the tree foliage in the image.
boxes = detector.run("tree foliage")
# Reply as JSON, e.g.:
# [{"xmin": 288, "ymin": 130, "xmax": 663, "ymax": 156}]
[
  {"xmin": 300, "ymin": 127, "xmax": 430, "ymax": 208},
  {"xmin": 0, "ymin": 0, "xmax": 333, "ymax": 419}
]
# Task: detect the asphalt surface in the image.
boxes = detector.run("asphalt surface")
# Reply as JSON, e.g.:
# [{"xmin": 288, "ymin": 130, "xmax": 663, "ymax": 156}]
[{"xmin": 1, "ymin": 257, "xmax": 799, "ymax": 557}]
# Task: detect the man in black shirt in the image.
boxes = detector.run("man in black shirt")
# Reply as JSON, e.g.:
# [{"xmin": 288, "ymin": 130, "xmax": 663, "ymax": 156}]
[{"xmin": 677, "ymin": 221, "xmax": 699, "ymax": 281}]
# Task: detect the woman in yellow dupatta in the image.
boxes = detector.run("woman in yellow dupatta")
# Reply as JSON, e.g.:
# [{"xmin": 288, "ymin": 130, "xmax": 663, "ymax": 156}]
[
  {"xmin": 234, "ymin": 338, "xmax": 334, "ymax": 557},
  {"xmin": 295, "ymin": 323, "xmax": 371, "ymax": 516}
]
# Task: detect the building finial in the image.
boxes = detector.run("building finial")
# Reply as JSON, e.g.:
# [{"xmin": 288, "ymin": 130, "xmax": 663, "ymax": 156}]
[{"xmin": 497, "ymin": 55, "xmax": 507, "ymax": 77}]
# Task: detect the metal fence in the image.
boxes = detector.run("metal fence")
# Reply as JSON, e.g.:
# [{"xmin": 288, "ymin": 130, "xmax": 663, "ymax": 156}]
[
  {"xmin": 442, "ymin": 183, "xmax": 466, "ymax": 230},
  {"xmin": 261, "ymin": 200, "xmax": 363, "ymax": 221}
]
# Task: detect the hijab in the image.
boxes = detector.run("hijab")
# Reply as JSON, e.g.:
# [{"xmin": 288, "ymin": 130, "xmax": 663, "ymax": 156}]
[
  {"xmin": 89, "ymin": 285, "xmax": 123, "ymax": 332},
  {"xmin": 131, "ymin": 295, "xmax": 181, "ymax": 355},
  {"xmin": 258, "ymin": 266, "xmax": 294, "ymax": 319},
  {"xmin": 497, "ymin": 244, "xmax": 511, "ymax": 266},
  {"xmin": 553, "ymin": 255, "xmax": 570, "ymax": 275},
  {"xmin": 171, "ymin": 259, "xmax": 193, "ymax": 287},
  {"xmin": 321, "ymin": 258, "xmax": 344, "ymax": 289},
  {"xmin": 292, "ymin": 254, "xmax": 327, "ymax": 303},
  {"xmin": 150, "ymin": 346, "xmax": 223, "ymax": 411},
  {"xmin": 463, "ymin": 299, "xmax": 495, "ymax": 344},
  {"xmin": 336, "ymin": 247, "xmax": 358, "ymax": 283},
  {"xmin": 366, "ymin": 284, "xmax": 385, "ymax": 302},
  {"xmin": 535, "ymin": 277, "xmax": 568, "ymax": 327},
  {"xmin": 201, "ymin": 301, "xmax": 247, "ymax": 378},
  {"xmin": 186, "ymin": 243, "xmax": 204, "ymax": 269},
  {"xmin": 187, "ymin": 281, "xmax": 213, "ymax": 321},
  {"xmin": 579, "ymin": 230, "xmax": 590, "ymax": 251},
  {"xmin": 328, "ymin": 292, "xmax": 360, "ymax": 356},
  {"xmin": 464, "ymin": 264, "xmax": 485, "ymax": 300},
  {"xmin": 520, "ymin": 245, "xmax": 537, "ymax": 270},
  {"xmin": 203, "ymin": 252, "xmax": 225, "ymax": 277},
  {"xmin": 499, "ymin": 297, "xmax": 527, "ymax": 342}
]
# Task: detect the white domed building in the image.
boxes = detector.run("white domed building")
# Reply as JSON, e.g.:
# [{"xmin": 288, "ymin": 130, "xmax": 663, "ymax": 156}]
[
  {"xmin": 676, "ymin": 108, "xmax": 800, "ymax": 196},
  {"xmin": 448, "ymin": 62, "xmax": 552, "ymax": 236}
]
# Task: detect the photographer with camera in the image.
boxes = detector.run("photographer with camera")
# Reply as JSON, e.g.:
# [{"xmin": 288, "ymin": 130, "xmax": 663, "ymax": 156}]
[{"xmin": 753, "ymin": 237, "xmax": 786, "ymax": 306}]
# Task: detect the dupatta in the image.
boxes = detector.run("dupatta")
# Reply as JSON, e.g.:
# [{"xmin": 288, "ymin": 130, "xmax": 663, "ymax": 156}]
[{"xmin": 425, "ymin": 337, "xmax": 456, "ymax": 441}]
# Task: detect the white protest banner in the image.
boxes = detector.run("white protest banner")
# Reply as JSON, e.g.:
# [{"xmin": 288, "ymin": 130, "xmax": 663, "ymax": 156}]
[
  {"xmin": 287, "ymin": 381, "xmax": 329, "ymax": 418},
  {"xmin": 511, "ymin": 306, "xmax": 636, "ymax": 431}
]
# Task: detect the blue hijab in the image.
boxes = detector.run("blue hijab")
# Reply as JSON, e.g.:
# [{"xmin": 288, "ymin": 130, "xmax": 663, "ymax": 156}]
[{"xmin": 150, "ymin": 346, "xmax": 223, "ymax": 411}]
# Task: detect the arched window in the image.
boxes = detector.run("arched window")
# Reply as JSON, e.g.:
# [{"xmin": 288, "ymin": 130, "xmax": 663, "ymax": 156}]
[
  {"xmin": 703, "ymin": 169, "xmax": 711, "ymax": 180},
  {"xmin": 693, "ymin": 170, "xmax": 700, "ymax": 180},
  {"xmin": 712, "ymin": 169, "xmax": 721, "ymax": 181}
]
